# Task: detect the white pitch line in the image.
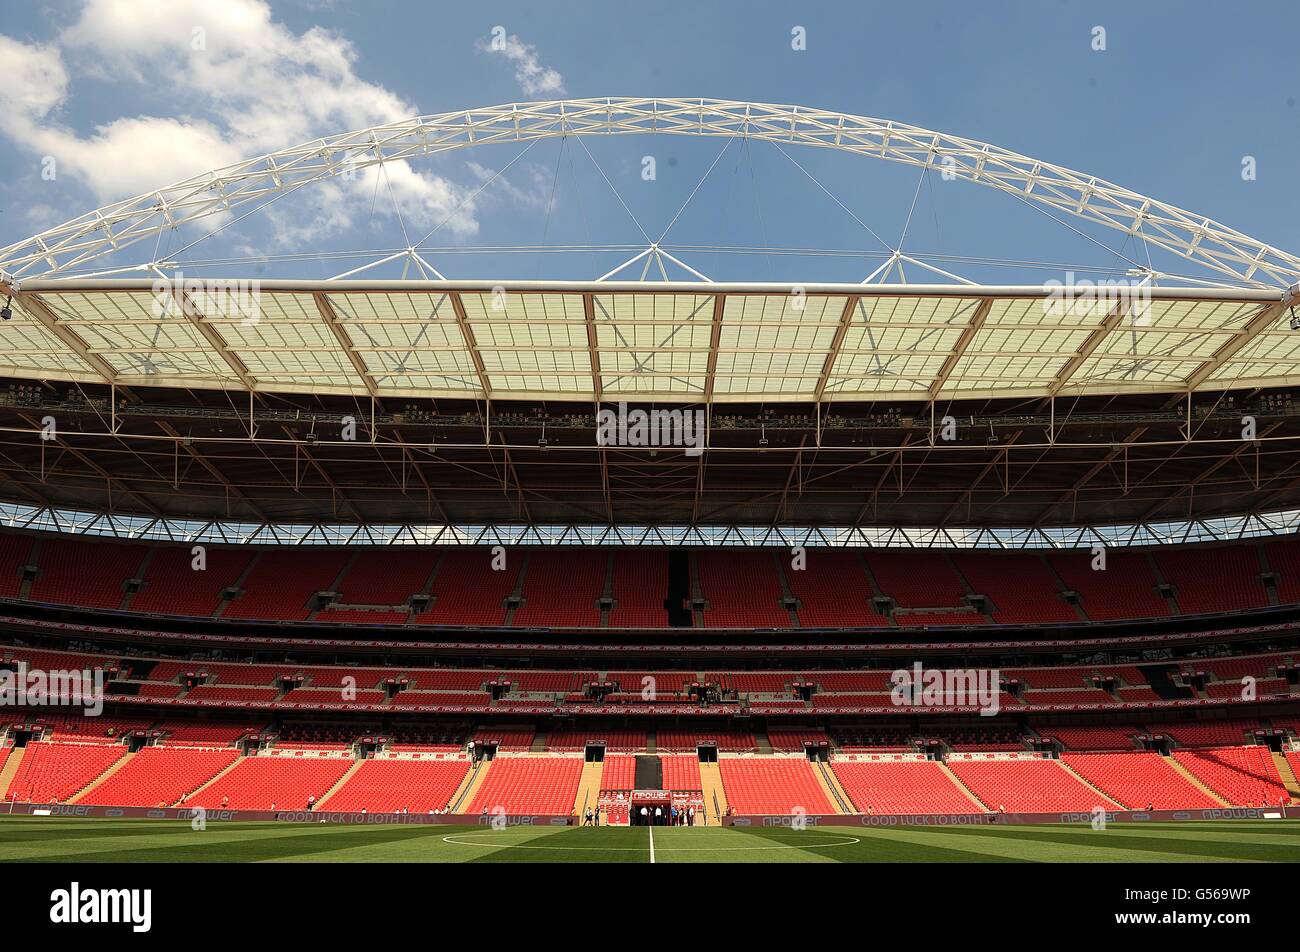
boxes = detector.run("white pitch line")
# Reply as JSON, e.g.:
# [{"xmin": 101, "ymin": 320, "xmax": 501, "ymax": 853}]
[{"xmin": 648, "ymin": 825, "xmax": 655, "ymax": 864}]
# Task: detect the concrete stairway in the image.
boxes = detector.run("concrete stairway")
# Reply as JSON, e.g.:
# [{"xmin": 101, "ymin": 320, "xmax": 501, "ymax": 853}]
[
  {"xmin": 698, "ymin": 761, "xmax": 729, "ymax": 824},
  {"xmin": 176, "ymin": 753, "xmax": 247, "ymax": 806},
  {"xmin": 573, "ymin": 761, "xmax": 604, "ymax": 817},
  {"xmin": 814, "ymin": 761, "xmax": 852, "ymax": 814},
  {"xmin": 0, "ymin": 747, "xmax": 25, "ymax": 799},
  {"xmin": 1056, "ymin": 759, "xmax": 1126, "ymax": 809},
  {"xmin": 1270, "ymin": 751, "xmax": 1300, "ymax": 804},
  {"xmin": 451, "ymin": 759, "xmax": 492, "ymax": 814}
]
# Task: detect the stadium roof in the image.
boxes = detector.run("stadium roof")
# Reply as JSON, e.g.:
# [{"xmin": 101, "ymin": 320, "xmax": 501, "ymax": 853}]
[{"xmin": 1, "ymin": 280, "xmax": 1295, "ymax": 403}]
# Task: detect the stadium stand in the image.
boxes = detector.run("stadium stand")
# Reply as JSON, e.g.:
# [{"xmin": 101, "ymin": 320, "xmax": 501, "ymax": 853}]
[
  {"xmin": 188, "ymin": 755, "xmax": 353, "ymax": 810},
  {"xmin": 1062, "ymin": 752, "xmax": 1221, "ymax": 809},
  {"xmin": 466, "ymin": 757, "xmax": 583, "ymax": 814},
  {"xmin": 831, "ymin": 759, "xmax": 982, "ymax": 814},
  {"xmin": 79, "ymin": 746, "xmax": 240, "ymax": 807},
  {"xmin": 323, "ymin": 758, "xmax": 470, "ymax": 813},
  {"xmin": 698, "ymin": 550, "xmax": 790, "ymax": 628},
  {"xmin": 6, "ymin": 742, "xmax": 125, "ymax": 802},
  {"xmin": 946, "ymin": 757, "xmax": 1108, "ymax": 812},
  {"xmin": 718, "ymin": 758, "xmax": 835, "ymax": 814},
  {"xmin": 1171, "ymin": 747, "xmax": 1288, "ymax": 806}
]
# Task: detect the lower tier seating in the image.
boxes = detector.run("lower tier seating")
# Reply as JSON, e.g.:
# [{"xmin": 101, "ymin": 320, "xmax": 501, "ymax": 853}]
[
  {"xmin": 187, "ymin": 755, "xmax": 352, "ymax": 810},
  {"xmin": 831, "ymin": 759, "xmax": 981, "ymax": 814},
  {"xmin": 946, "ymin": 757, "xmax": 1107, "ymax": 813},
  {"xmin": 79, "ymin": 746, "xmax": 239, "ymax": 807},
  {"xmin": 323, "ymin": 758, "xmax": 469, "ymax": 813},
  {"xmin": 467, "ymin": 757, "xmax": 583, "ymax": 814},
  {"xmin": 1062, "ymin": 752, "xmax": 1220, "ymax": 809},
  {"xmin": 6, "ymin": 741, "xmax": 125, "ymax": 802},
  {"xmin": 1172, "ymin": 746, "xmax": 1288, "ymax": 806},
  {"xmin": 717, "ymin": 758, "xmax": 834, "ymax": 815}
]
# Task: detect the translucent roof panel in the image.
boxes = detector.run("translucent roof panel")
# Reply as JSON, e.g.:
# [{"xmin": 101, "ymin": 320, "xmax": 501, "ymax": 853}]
[{"xmin": 0, "ymin": 284, "xmax": 1291, "ymax": 402}]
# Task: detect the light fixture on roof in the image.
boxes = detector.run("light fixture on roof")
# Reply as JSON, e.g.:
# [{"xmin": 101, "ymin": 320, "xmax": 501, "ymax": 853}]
[
  {"xmin": 538, "ymin": 422, "xmax": 548, "ymax": 451},
  {"xmin": 1287, "ymin": 283, "xmax": 1300, "ymax": 331},
  {"xmin": 758, "ymin": 425, "xmax": 769, "ymax": 452},
  {"xmin": 0, "ymin": 297, "xmax": 11, "ymax": 322}
]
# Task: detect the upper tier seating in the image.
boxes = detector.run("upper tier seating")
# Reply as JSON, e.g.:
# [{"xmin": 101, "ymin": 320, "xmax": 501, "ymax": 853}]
[
  {"xmin": 1155, "ymin": 546, "xmax": 1268, "ymax": 614},
  {"xmin": 608, "ymin": 550, "xmax": 669, "ymax": 628},
  {"xmin": 950, "ymin": 552, "xmax": 1077, "ymax": 624},
  {"xmin": 831, "ymin": 759, "xmax": 982, "ymax": 814},
  {"xmin": 717, "ymin": 757, "xmax": 834, "ymax": 815},
  {"xmin": 767, "ymin": 729, "xmax": 831, "ymax": 752},
  {"xmin": 946, "ymin": 757, "xmax": 1108, "ymax": 812},
  {"xmin": 131, "ymin": 544, "xmax": 253, "ymax": 617},
  {"xmin": 784, "ymin": 550, "xmax": 886, "ymax": 628},
  {"xmin": 79, "ymin": 746, "xmax": 239, "ymax": 806},
  {"xmin": 1062, "ymin": 751, "xmax": 1220, "ymax": 809},
  {"xmin": 331, "ymin": 549, "xmax": 436, "ymax": 611},
  {"xmin": 414, "ymin": 550, "xmax": 516, "ymax": 626},
  {"xmin": 548, "ymin": 730, "xmax": 646, "ymax": 752},
  {"xmin": 513, "ymin": 550, "xmax": 606, "ymax": 628},
  {"xmin": 1171, "ymin": 746, "xmax": 1287, "ymax": 806},
  {"xmin": 155, "ymin": 720, "xmax": 264, "ymax": 746},
  {"xmin": 5, "ymin": 741, "xmax": 125, "ymax": 802},
  {"xmin": 223, "ymin": 550, "xmax": 350, "ymax": 621},
  {"xmin": 1046, "ymin": 550, "xmax": 1168, "ymax": 620},
  {"xmin": 657, "ymin": 730, "xmax": 756, "ymax": 752},
  {"xmin": 698, "ymin": 551, "xmax": 790, "ymax": 628},
  {"xmin": 0, "ymin": 533, "xmax": 33, "ymax": 599},
  {"xmin": 467, "ymin": 757, "xmax": 583, "ymax": 814},
  {"xmin": 1146, "ymin": 719, "xmax": 1262, "ymax": 748},
  {"xmin": 3, "ymin": 535, "xmax": 1298, "ymax": 630},
  {"xmin": 322, "ymin": 758, "xmax": 469, "ymax": 813},
  {"xmin": 29, "ymin": 539, "xmax": 147, "ymax": 610},
  {"xmin": 188, "ymin": 755, "xmax": 353, "ymax": 810},
  {"xmin": 1045, "ymin": 725, "xmax": 1140, "ymax": 751}
]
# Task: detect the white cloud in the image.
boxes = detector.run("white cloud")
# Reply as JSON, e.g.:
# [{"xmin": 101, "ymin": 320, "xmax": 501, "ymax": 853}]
[
  {"xmin": 0, "ymin": 0, "xmax": 476, "ymax": 251},
  {"xmin": 478, "ymin": 31, "xmax": 566, "ymax": 98}
]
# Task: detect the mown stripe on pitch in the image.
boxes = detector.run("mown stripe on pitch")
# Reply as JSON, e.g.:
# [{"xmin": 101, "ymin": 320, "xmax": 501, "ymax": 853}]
[
  {"xmin": 918, "ymin": 825, "xmax": 1279, "ymax": 862},
  {"xmin": 740, "ymin": 826, "xmax": 1021, "ymax": 863}
]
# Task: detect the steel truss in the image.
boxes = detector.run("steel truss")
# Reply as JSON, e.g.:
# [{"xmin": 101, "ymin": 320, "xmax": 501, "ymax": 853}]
[
  {"xmin": 3, "ymin": 500, "xmax": 1298, "ymax": 550},
  {"xmin": 3, "ymin": 97, "xmax": 1299, "ymax": 288}
]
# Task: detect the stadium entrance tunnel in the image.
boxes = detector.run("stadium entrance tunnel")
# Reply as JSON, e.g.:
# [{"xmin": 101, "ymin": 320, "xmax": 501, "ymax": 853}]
[{"xmin": 630, "ymin": 790, "xmax": 671, "ymax": 825}]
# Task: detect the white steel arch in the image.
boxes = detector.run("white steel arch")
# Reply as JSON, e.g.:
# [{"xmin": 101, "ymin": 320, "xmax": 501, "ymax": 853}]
[{"xmin": 2, "ymin": 97, "xmax": 1299, "ymax": 287}]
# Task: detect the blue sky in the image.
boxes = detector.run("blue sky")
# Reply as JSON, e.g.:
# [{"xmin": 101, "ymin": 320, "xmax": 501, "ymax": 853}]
[{"xmin": 1, "ymin": 0, "xmax": 1297, "ymax": 285}]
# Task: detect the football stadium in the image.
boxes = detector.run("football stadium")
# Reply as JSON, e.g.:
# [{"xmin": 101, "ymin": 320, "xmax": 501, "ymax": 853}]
[{"xmin": 0, "ymin": 8, "xmax": 1297, "ymax": 898}]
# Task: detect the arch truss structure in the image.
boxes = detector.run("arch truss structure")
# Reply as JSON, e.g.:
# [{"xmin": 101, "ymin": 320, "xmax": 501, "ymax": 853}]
[{"xmin": 2, "ymin": 97, "xmax": 1299, "ymax": 289}]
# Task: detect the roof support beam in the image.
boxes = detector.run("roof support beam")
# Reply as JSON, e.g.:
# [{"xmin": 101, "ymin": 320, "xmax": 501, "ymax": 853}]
[
  {"xmin": 1180, "ymin": 299, "xmax": 1288, "ymax": 393},
  {"xmin": 814, "ymin": 295, "xmax": 859, "ymax": 402},
  {"xmin": 281, "ymin": 426, "xmax": 363, "ymax": 521},
  {"xmin": 1140, "ymin": 421, "xmax": 1283, "ymax": 521},
  {"xmin": 312, "ymin": 293, "xmax": 378, "ymax": 397},
  {"xmin": 1048, "ymin": 297, "xmax": 1129, "ymax": 396},
  {"xmin": 1032, "ymin": 426, "xmax": 1147, "ymax": 526},
  {"xmin": 172, "ymin": 287, "xmax": 258, "ymax": 391},
  {"xmin": 448, "ymin": 291, "xmax": 492, "ymax": 401},
  {"xmin": 18, "ymin": 412, "xmax": 162, "ymax": 517},
  {"xmin": 703, "ymin": 293, "xmax": 725, "ymax": 403},
  {"xmin": 19, "ymin": 293, "xmax": 119, "ymax": 385},
  {"xmin": 928, "ymin": 298, "xmax": 991, "ymax": 401}
]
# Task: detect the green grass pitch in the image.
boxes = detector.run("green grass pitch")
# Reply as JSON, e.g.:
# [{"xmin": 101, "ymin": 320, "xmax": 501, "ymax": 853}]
[{"xmin": 1, "ymin": 817, "xmax": 1298, "ymax": 862}]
